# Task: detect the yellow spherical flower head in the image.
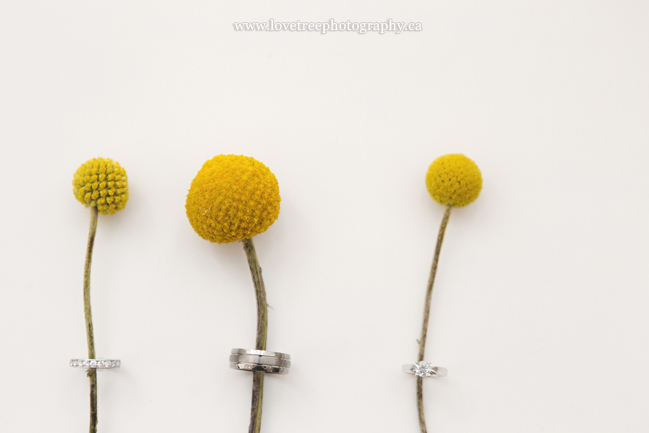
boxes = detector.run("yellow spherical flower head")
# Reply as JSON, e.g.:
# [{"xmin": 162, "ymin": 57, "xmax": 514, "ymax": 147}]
[
  {"xmin": 72, "ymin": 157, "xmax": 129, "ymax": 215},
  {"xmin": 426, "ymin": 154, "xmax": 482, "ymax": 208},
  {"xmin": 186, "ymin": 155, "xmax": 281, "ymax": 244}
]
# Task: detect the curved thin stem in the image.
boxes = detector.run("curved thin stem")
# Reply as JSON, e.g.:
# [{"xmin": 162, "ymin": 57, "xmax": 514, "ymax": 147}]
[
  {"xmin": 242, "ymin": 238, "xmax": 268, "ymax": 433},
  {"xmin": 417, "ymin": 205, "xmax": 452, "ymax": 433},
  {"xmin": 83, "ymin": 206, "xmax": 99, "ymax": 433}
]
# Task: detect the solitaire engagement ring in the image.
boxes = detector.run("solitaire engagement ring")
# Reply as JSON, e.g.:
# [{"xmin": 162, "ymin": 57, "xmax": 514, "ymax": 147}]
[{"xmin": 402, "ymin": 362, "xmax": 447, "ymax": 378}]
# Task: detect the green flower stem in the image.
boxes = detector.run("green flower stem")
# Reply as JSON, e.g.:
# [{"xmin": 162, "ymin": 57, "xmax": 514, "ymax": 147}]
[
  {"xmin": 417, "ymin": 205, "xmax": 452, "ymax": 433},
  {"xmin": 242, "ymin": 238, "xmax": 268, "ymax": 433},
  {"xmin": 83, "ymin": 206, "xmax": 99, "ymax": 433}
]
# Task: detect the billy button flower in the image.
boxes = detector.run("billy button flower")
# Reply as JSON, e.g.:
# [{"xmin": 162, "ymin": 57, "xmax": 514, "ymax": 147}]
[
  {"xmin": 185, "ymin": 155, "xmax": 281, "ymax": 433},
  {"xmin": 185, "ymin": 155, "xmax": 280, "ymax": 244},
  {"xmin": 416, "ymin": 154, "xmax": 482, "ymax": 433},
  {"xmin": 72, "ymin": 157, "xmax": 129, "ymax": 433},
  {"xmin": 73, "ymin": 157, "xmax": 129, "ymax": 215},
  {"xmin": 425, "ymin": 153, "xmax": 482, "ymax": 208}
]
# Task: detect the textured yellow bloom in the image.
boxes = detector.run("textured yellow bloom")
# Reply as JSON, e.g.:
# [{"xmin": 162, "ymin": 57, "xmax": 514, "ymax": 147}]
[
  {"xmin": 186, "ymin": 155, "xmax": 281, "ymax": 244},
  {"xmin": 72, "ymin": 157, "xmax": 129, "ymax": 215},
  {"xmin": 426, "ymin": 154, "xmax": 482, "ymax": 207}
]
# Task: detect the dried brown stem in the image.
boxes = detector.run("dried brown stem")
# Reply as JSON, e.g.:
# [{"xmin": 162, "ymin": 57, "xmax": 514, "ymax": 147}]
[
  {"xmin": 83, "ymin": 206, "xmax": 99, "ymax": 433},
  {"xmin": 242, "ymin": 238, "xmax": 268, "ymax": 433},
  {"xmin": 417, "ymin": 205, "xmax": 452, "ymax": 433}
]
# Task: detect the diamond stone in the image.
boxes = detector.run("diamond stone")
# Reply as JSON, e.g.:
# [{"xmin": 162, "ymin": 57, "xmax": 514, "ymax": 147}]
[{"xmin": 413, "ymin": 361, "xmax": 437, "ymax": 378}]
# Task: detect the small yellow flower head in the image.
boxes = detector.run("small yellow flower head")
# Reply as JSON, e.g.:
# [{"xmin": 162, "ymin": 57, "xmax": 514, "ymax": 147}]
[
  {"xmin": 426, "ymin": 154, "xmax": 482, "ymax": 208},
  {"xmin": 186, "ymin": 155, "xmax": 281, "ymax": 244},
  {"xmin": 72, "ymin": 157, "xmax": 129, "ymax": 215}
]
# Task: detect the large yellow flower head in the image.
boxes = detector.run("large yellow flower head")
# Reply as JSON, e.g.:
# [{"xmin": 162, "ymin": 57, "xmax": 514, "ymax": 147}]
[
  {"xmin": 186, "ymin": 155, "xmax": 281, "ymax": 244},
  {"xmin": 426, "ymin": 154, "xmax": 482, "ymax": 208},
  {"xmin": 72, "ymin": 157, "xmax": 129, "ymax": 215}
]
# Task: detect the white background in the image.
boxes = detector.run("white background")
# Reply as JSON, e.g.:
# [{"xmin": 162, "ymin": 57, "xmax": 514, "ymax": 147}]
[{"xmin": 1, "ymin": 1, "xmax": 649, "ymax": 432}]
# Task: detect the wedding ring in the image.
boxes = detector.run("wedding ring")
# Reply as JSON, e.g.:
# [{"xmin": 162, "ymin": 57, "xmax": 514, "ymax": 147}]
[
  {"xmin": 229, "ymin": 348, "xmax": 291, "ymax": 375},
  {"xmin": 70, "ymin": 359, "xmax": 121, "ymax": 369},
  {"xmin": 402, "ymin": 362, "xmax": 447, "ymax": 378}
]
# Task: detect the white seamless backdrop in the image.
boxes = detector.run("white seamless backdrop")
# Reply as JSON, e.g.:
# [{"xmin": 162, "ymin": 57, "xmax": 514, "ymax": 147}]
[{"xmin": 1, "ymin": 1, "xmax": 648, "ymax": 432}]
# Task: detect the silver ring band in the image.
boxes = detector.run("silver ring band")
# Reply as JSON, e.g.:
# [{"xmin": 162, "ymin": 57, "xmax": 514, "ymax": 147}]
[
  {"xmin": 70, "ymin": 359, "xmax": 121, "ymax": 369},
  {"xmin": 230, "ymin": 348, "xmax": 291, "ymax": 359},
  {"xmin": 228, "ymin": 354, "xmax": 291, "ymax": 367},
  {"xmin": 402, "ymin": 362, "xmax": 447, "ymax": 378},
  {"xmin": 230, "ymin": 348, "xmax": 290, "ymax": 375},
  {"xmin": 229, "ymin": 363, "xmax": 290, "ymax": 374}
]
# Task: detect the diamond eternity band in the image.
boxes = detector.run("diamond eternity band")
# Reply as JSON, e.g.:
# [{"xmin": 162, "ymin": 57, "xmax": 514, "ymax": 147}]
[{"xmin": 70, "ymin": 359, "xmax": 121, "ymax": 369}]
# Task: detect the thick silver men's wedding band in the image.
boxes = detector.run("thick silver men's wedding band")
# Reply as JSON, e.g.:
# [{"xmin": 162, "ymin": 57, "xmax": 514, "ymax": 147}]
[
  {"xmin": 229, "ymin": 348, "xmax": 291, "ymax": 375},
  {"xmin": 229, "ymin": 354, "xmax": 291, "ymax": 367}
]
